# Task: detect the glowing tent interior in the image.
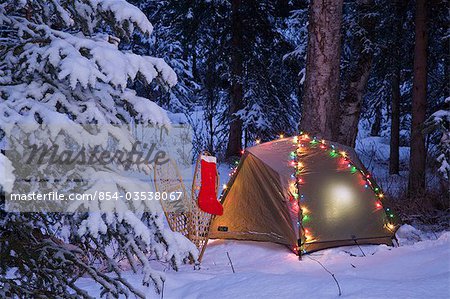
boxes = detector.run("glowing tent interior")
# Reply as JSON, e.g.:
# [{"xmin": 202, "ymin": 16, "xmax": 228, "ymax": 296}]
[{"xmin": 209, "ymin": 134, "xmax": 399, "ymax": 256}]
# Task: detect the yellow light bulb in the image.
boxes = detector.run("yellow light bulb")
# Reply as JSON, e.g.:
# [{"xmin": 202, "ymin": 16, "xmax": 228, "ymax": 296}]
[
  {"xmin": 255, "ymin": 139, "xmax": 261, "ymax": 144},
  {"xmin": 387, "ymin": 223, "xmax": 395, "ymax": 231},
  {"xmin": 222, "ymin": 184, "xmax": 227, "ymax": 190},
  {"xmin": 279, "ymin": 134, "xmax": 284, "ymax": 139}
]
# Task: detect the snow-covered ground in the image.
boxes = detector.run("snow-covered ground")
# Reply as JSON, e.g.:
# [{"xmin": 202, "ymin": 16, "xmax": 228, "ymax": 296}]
[
  {"xmin": 78, "ymin": 225, "xmax": 450, "ymax": 298},
  {"xmin": 77, "ymin": 163, "xmax": 450, "ymax": 299}
]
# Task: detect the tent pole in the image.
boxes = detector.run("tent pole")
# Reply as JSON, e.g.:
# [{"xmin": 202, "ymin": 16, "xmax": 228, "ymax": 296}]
[
  {"xmin": 298, "ymin": 206, "xmax": 303, "ymax": 261},
  {"xmin": 295, "ymin": 134, "xmax": 304, "ymax": 261},
  {"xmin": 297, "ymin": 184, "xmax": 303, "ymax": 261}
]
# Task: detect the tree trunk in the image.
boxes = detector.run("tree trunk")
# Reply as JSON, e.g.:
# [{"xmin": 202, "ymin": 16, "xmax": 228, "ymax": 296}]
[
  {"xmin": 390, "ymin": 68, "xmax": 401, "ymax": 174},
  {"xmin": 225, "ymin": 0, "xmax": 243, "ymax": 158},
  {"xmin": 207, "ymin": 88, "xmax": 214, "ymax": 154},
  {"xmin": 300, "ymin": 0, "xmax": 343, "ymax": 140},
  {"xmin": 336, "ymin": 52, "xmax": 373, "ymax": 147},
  {"xmin": 371, "ymin": 103, "xmax": 382, "ymax": 136},
  {"xmin": 192, "ymin": 41, "xmax": 198, "ymax": 82},
  {"xmin": 335, "ymin": 0, "xmax": 375, "ymax": 147},
  {"xmin": 389, "ymin": 0, "xmax": 407, "ymax": 175},
  {"xmin": 408, "ymin": 0, "xmax": 428, "ymax": 195}
]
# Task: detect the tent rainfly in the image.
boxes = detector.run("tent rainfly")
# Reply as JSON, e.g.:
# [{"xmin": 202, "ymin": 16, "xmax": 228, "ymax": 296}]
[{"xmin": 209, "ymin": 134, "xmax": 399, "ymax": 256}]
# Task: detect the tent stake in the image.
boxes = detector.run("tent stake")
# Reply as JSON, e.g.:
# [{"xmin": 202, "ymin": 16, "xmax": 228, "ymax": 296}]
[
  {"xmin": 297, "ymin": 239, "xmax": 302, "ymax": 260},
  {"xmin": 226, "ymin": 252, "xmax": 235, "ymax": 273},
  {"xmin": 352, "ymin": 237, "xmax": 366, "ymax": 257}
]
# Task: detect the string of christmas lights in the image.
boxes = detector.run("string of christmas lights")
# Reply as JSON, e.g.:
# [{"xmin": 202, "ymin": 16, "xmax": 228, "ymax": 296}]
[
  {"xmin": 220, "ymin": 155, "xmax": 242, "ymax": 200},
  {"xmin": 289, "ymin": 133, "xmax": 398, "ymax": 251},
  {"xmin": 290, "ymin": 134, "xmax": 312, "ymax": 255}
]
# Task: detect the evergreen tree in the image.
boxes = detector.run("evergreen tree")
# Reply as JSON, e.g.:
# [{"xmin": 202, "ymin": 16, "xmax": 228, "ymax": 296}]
[
  {"xmin": 0, "ymin": 1, "xmax": 197, "ymax": 297},
  {"xmin": 424, "ymin": 98, "xmax": 450, "ymax": 187}
]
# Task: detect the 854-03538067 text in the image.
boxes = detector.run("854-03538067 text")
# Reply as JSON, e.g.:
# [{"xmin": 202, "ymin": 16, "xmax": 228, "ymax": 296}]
[{"xmin": 8, "ymin": 191, "xmax": 184, "ymax": 202}]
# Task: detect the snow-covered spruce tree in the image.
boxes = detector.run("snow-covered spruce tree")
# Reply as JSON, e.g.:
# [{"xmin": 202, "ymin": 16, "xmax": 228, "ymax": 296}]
[
  {"xmin": 424, "ymin": 98, "xmax": 450, "ymax": 186},
  {"xmin": 0, "ymin": 0, "xmax": 197, "ymax": 297}
]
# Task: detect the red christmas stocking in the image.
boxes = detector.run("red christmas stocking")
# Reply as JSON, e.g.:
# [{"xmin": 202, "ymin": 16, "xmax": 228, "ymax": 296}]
[{"xmin": 198, "ymin": 156, "xmax": 223, "ymax": 215}]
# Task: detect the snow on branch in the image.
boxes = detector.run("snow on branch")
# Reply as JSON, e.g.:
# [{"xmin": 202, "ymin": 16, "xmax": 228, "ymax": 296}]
[{"xmin": 0, "ymin": 1, "xmax": 197, "ymax": 296}]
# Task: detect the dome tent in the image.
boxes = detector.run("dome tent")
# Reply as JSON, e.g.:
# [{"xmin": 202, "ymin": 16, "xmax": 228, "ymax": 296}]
[{"xmin": 209, "ymin": 134, "xmax": 398, "ymax": 255}]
